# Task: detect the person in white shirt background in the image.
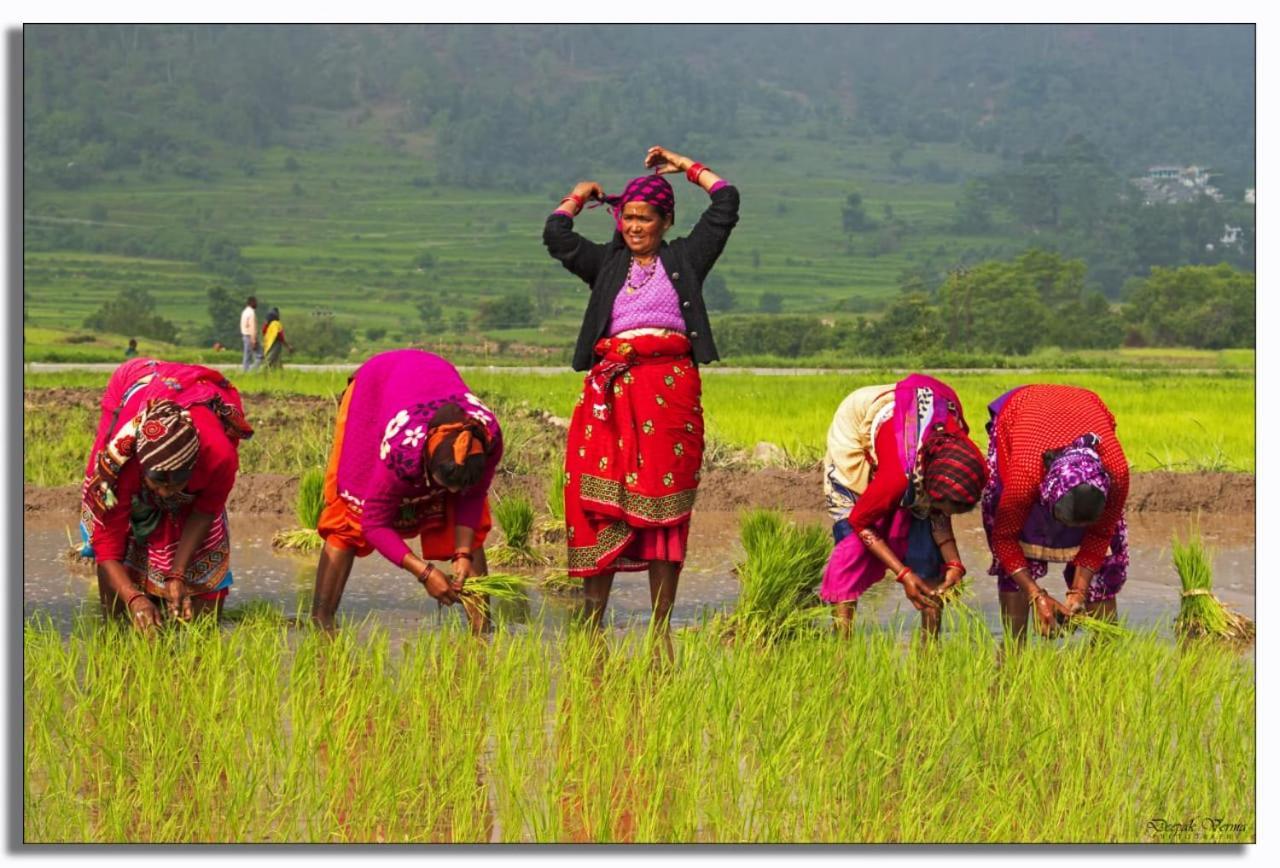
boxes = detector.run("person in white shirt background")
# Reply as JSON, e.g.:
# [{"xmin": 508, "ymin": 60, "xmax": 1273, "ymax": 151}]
[{"xmin": 240, "ymin": 296, "xmax": 260, "ymax": 372}]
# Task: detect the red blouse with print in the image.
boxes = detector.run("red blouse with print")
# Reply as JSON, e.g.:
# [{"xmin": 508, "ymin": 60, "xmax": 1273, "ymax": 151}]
[{"xmin": 990, "ymin": 384, "xmax": 1129, "ymax": 576}]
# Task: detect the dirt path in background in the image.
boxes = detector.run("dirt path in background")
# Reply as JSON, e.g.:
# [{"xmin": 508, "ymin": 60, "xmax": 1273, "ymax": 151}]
[{"xmin": 24, "ymin": 468, "xmax": 1254, "ymax": 518}]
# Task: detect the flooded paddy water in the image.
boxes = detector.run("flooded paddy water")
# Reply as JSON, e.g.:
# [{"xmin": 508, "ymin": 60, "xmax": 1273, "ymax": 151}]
[{"xmin": 24, "ymin": 508, "xmax": 1253, "ymax": 642}]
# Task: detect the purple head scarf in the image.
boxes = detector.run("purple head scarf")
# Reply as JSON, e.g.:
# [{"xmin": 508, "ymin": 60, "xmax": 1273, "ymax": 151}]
[
  {"xmin": 598, "ymin": 175, "xmax": 675, "ymax": 231},
  {"xmin": 1039, "ymin": 433, "xmax": 1110, "ymax": 507}
]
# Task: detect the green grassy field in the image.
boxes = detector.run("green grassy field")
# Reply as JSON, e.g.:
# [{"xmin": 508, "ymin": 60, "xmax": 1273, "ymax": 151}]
[
  {"xmin": 24, "ymin": 120, "xmax": 1015, "ymax": 346},
  {"xmin": 23, "ymin": 609, "xmax": 1254, "ymax": 844},
  {"xmin": 22, "ymin": 368, "xmax": 1254, "ymax": 486}
]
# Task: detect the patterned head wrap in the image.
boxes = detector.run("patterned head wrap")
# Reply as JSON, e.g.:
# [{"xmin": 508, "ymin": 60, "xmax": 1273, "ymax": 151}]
[
  {"xmin": 1040, "ymin": 433, "xmax": 1110, "ymax": 522},
  {"xmin": 600, "ymin": 175, "xmax": 675, "ymax": 232},
  {"xmin": 84, "ymin": 399, "xmax": 200, "ymax": 518},
  {"xmin": 425, "ymin": 403, "xmax": 489, "ymax": 490},
  {"xmin": 135, "ymin": 400, "xmax": 200, "ymax": 476},
  {"xmin": 919, "ymin": 432, "xmax": 987, "ymax": 509}
]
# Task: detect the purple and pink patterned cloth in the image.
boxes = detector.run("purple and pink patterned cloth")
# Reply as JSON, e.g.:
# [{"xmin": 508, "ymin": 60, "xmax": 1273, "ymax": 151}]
[
  {"xmin": 981, "ymin": 391, "xmax": 1128, "ymax": 602},
  {"xmin": 330, "ymin": 349, "xmax": 503, "ymax": 566}
]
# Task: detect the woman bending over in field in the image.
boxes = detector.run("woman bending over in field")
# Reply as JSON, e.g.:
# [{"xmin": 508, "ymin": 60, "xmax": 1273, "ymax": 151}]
[
  {"xmin": 981, "ymin": 384, "xmax": 1130, "ymax": 638},
  {"xmin": 543, "ymin": 145, "xmax": 739, "ymax": 650},
  {"xmin": 80, "ymin": 358, "xmax": 253, "ymax": 631},
  {"xmin": 310, "ymin": 349, "xmax": 503, "ymax": 633},
  {"xmin": 820, "ymin": 374, "xmax": 987, "ymax": 637}
]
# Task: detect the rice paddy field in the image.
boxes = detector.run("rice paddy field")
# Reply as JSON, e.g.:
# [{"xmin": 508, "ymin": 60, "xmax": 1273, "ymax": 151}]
[
  {"xmin": 22, "ymin": 608, "xmax": 1254, "ymax": 844},
  {"xmin": 22, "ymin": 364, "xmax": 1255, "ymax": 844},
  {"xmin": 22, "ymin": 367, "xmax": 1255, "ymax": 486}
]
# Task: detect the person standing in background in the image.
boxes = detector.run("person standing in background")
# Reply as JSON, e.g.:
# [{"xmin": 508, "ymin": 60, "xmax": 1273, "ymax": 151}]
[
  {"xmin": 124, "ymin": 338, "xmax": 138, "ymax": 359},
  {"xmin": 240, "ymin": 297, "xmax": 260, "ymax": 372}
]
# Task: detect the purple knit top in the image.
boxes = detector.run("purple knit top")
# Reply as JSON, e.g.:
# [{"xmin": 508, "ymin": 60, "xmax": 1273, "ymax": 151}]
[
  {"xmin": 336, "ymin": 349, "xmax": 503, "ymax": 567},
  {"xmin": 609, "ymin": 257, "xmax": 686, "ymax": 334}
]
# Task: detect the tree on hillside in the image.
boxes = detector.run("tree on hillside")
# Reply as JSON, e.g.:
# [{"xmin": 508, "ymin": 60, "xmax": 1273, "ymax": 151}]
[
  {"xmin": 758, "ymin": 292, "xmax": 783, "ymax": 314},
  {"xmin": 842, "ymin": 192, "xmax": 875, "ymax": 234},
  {"xmin": 475, "ymin": 293, "xmax": 539, "ymax": 330},
  {"xmin": 703, "ymin": 273, "xmax": 737, "ymax": 312},
  {"xmin": 84, "ymin": 286, "xmax": 179, "ymax": 343},
  {"xmin": 849, "ymin": 293, "xmax": 942, "ymax": 356},
  {"xmin": 1123, "ymin": 264, "xmax": 1254, "ymax": 348},
  {"xmin": 416, "ymin": 293, "xmax": 442, "ymax": 326},
  {"xmin": 205, "ymin": 285, "xmax": 246, "ymax": 347},
  {"xmin": 937, "ymin": 263, "xmax": 1044, "ymax": 355}
]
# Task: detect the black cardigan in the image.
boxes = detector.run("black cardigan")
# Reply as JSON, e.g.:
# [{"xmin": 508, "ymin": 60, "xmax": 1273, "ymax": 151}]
[{"xmin": 542, "ymin": 184, "xmax": 741, "ymax": 371}]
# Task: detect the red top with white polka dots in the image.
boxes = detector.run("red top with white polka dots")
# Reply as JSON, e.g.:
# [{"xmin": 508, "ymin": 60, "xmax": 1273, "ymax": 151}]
[{"xmin": 991, "ymin": 384, "xmax": 1129, "ymax": 575}]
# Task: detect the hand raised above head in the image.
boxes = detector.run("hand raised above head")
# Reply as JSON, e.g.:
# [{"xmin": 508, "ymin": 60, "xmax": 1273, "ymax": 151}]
[{"xmin": 644, "ymin": 146, "xmax": 690, "ymax": 175}]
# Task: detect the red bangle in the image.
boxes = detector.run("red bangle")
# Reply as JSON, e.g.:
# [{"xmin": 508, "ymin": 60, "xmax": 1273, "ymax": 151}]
[
  {"xmin": 894, "ymin": 565, "xmax": 912, "ymax": 583},
  {"xmin": 685, "ymin": 162, "xmax": 706, "ymax": 184},
  {"xmin": 418, "ymin": 564, "xmax": 435, "ymax": 585},
  {"xmin": 562, "ymin": 193, "xmax": 584, "ymax": 207},
  {"xmin": 943, "ymin": 561, "xmax": 966, "ymax": 576},
  {"xmin": 452, "ymin": 550, "xmax": 472, "ymax": 561}
]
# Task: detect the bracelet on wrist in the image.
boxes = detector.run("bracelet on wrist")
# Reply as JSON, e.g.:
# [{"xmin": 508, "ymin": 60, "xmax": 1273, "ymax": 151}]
[
  {"xmin": 894, "ymin": 565, "xmax": 912, "ymax": 583},
  {"xmin": 943, "ymin": 560, "xmax": 966, "ymax": 577},
  {"xmin": 685, "ymin": 162, "xmax": 706, "ymax": 184},
  {"xmin": 453, "ymin": 550, "xmax": 473, "ymax": 562},
  {"xmin": 418, "ymin": 564, "xmax": 435, "ymax": 585}
]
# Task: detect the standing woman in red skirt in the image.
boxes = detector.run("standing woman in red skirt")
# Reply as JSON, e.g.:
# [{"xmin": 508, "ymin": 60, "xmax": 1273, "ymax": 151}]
[{"xmin": 543, "ymin": 145, "xmax": 740, "ymax": 644}]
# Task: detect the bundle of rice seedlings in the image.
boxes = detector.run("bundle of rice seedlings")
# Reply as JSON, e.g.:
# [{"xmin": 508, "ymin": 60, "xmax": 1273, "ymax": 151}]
[
  {"xmin": 538, "ymin": 468, "xmax": 567, "ymax": 546},
  {"xmin": 547, "ymin": 466, "xmax": 566, "ymax": 524},
  {"xmin": 1071, "ymin": 614, "xmax": 1128, "ymax": 640},
  {"xmin": 727, "ymin": 508, "xmax": 832, "ymax": 639},
  {"xmin": 294, "ymin": 467, "xmax": 326, "ymax": 529},
  {"xmin": 459, "ymin": 572, "xmax": 535, "ymax": 600},
  {"xmin": 459, "ymin": 572, "xmax": 534, "ymax": 621},
  {"xmin": 1172, "ymin": 527, "xmax": 1254, "ymax": 643},
  {"xmin": 539, "ymin": 572, "xmax": 582, "ymax": 597},
  {"xmin": 272, "ymin": 467, "xmax": 325, "ymax": 552},
  {"xmin": 489, "ymin": 494, "xmax": 546, "ymax": 567}
]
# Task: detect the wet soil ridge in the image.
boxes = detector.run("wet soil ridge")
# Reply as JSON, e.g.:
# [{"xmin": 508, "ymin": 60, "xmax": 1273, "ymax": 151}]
[{"xmin": 24, "ymin": 469, "xmax": 1254, "ymax": 518}]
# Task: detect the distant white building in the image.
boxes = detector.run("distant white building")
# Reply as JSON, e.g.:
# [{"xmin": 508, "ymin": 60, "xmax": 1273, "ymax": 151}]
[
  {"xmin": 1245, "ymin": 188, "xmax": 1255, "ymax": 204},
  {"xmin": 1132, "ymin": 164, "xmax": 1223, "ymax": 205}
]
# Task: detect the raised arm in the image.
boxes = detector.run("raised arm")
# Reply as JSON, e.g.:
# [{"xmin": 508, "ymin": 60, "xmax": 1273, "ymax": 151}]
[
  {"xmin": 543, "ymin": 180, "xmax": 608, "ymax": 285},
  {"xmin": 644, "ymin": 145, "xmax": 740, "ymax": 279}
]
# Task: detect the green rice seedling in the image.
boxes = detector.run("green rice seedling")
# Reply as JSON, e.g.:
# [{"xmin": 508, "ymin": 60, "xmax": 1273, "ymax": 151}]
[
  {"xmin": 23, "ymin": 609, "xmax": 1255, "ymax": 843},
  {"xmin": 459, "ymin": 572, "xmax": 535, "ymax": 624},
  {"xmin": 1071, "ymin": 614, "xmax": 1129, "ymax": 640},
  {"xmin": 726, "ymin": 508, "xmax": 832, "ymax": 639},
  {"xmin": 547, "ymin": 465, "xmax": 566, "ymax": 524},
  {"xmin": 537, "ymin": 466, "xmax": 568, "ymax": 550},
  {"xmin": 489, "ymin": 493, "xmax": 545, "ymax": 567},
  {"xmin": 1173, "ymin": 526, "xmax": 1255, "ymax": 643},
  {"xmin": 272, "ymin": 467, "xmax": 326, "ymax": 552},
  {"xmin": 293, "ymin": 466, "xmax": 326, "ymax": 528},
  {"xmin": 539, "ymin": 572, "xmax": 582, "ymax": 597}
]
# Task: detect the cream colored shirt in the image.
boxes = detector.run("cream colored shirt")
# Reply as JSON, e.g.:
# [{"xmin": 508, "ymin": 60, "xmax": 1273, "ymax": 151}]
[
  {"xmin": 823, "ymin": 384, "xmax": 896, "ymax": 523},
  {"xmin": 240, "ymin": 306, "xmax": 257, "ymax": 337}
]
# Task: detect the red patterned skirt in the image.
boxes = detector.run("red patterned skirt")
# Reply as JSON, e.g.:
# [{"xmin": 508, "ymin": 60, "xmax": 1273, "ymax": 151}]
[{"xmin": 564, "ymin": 334, "xmax": 704, "ymax": 577}]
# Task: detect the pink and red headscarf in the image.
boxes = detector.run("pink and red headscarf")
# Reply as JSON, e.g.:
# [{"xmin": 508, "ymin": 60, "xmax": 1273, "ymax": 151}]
[{"xmin": 598, "ymin": 175, "xmax": 676, "ymax": 231}]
